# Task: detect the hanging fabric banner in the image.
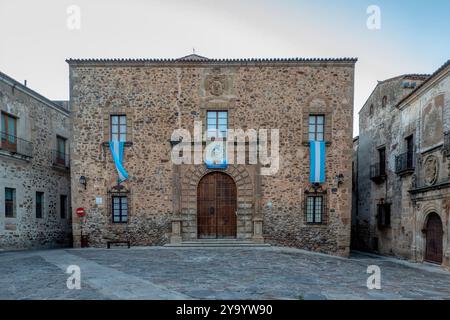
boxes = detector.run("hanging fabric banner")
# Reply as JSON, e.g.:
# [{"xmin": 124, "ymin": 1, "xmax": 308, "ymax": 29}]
[
  {"xmin": 109, "ymin": 141, "xmax": 129, "ymax": 183},
  {"xmin": 309, "ymin": 140, "xmax": 325, "ymax": 183}
]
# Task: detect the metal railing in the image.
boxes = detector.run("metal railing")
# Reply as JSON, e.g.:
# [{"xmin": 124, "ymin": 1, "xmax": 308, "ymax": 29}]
[
  {"xmin": 0, "ymin": 132, "xmax": 33, "ymax": 158},
  {"xmin": 395, "ymin": 152, "xmax": 415, "ymax": 174},
  {"xmin": 370, "ymin": 162, "xmax": 386, "ymax": 181},
  {"xmin": 52, "ymin": 150, "xmax": 70, "ymax": 168}
]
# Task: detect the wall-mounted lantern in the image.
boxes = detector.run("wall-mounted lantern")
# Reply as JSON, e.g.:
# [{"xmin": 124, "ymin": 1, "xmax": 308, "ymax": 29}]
[
  {"xmin": 334, "ymin": 174, "xmax": 345, "ymax": 186},
  {"xmin": 79, "ymin": 176, "xmax": 87, "ymax": 190}
]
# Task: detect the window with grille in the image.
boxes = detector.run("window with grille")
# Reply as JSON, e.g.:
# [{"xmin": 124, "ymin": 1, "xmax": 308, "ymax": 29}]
[
  {"xmin": 111, "ymin": 115, "xmax": 127, "ymax": 142},
  {"xmin": 112, "ymin": 195, "xmax": 128, "ymax": 223},
  {"xmin": 206, "ymin": 111, "xmax": 228, "ymax": 139},
  {"xmin": 5, "ymin": 188, "xmax": 16, "ymax": 218},
  {"xmin": 308, "ymin": 115, "xmax": 324, "ymax": 141},
  {"xmin": 305, "ymin": 194, "xmax": 327, "ymax": 224},
  {"xmin": 36, "ymin": 192, "xmax": 44, "ymax": 219}
]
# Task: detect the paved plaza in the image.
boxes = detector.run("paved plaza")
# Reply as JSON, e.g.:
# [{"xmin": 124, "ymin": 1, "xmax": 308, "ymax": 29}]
[{"xmin": 1, "ymin": 247, "xmax": 449, "ymax": 300}]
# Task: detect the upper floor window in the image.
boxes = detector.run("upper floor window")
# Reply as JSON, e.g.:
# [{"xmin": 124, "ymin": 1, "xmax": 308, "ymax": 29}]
[
  {"xmin": 60, "ymin": 195, "xmax": 68, "ymax": 219},
  {"xmin": 369, "ymin": 104, "xmax": 374, "ymax": 116},
  {"xmin": 5, "ymin": 188, "xmax": 16, "ymax": 218},
  {"xmin": 1, "ymin": 112, "xmax": 17, "ymax": 152},
  {"xmin": 36, "ymin": 192, "xmax": 44, "ymax": 219},
  {"xmin": 112, "ymin": 195, "xmax": 128, "ymax": 223},
  {"xmin": 382, "ymin": 96, "xmax": 387, "ymax": 108},
  {"xmin": 308, "ymin": 115, "xmax": 325, "ymax": 141},
  {"xmin": 56, "ymin": 136, "xmax": 67, "ymax": 165},
  {"xmin": 111, "ymin": 115, "xmax": 127, "ymax": 142},
  {"xmin": 206, "ymin": 111, "xmax": 228, "ymax": 139},
  {"xmin": 378, "ymin": 146, "xmax": 386, "ymax": 175}
]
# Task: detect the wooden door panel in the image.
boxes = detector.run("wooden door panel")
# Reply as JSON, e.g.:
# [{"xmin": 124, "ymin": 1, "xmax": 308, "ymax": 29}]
[
  {"xmin": 197, "ymin": 172, "xmax": 236, "ymax": 239},
  {"xmin": 425, "ymin": 213, "xmax": 443, "ymax": 264}
]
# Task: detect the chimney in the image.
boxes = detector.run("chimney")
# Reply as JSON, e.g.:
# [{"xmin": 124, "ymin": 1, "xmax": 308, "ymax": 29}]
[{"xmin": 24, "ymin": 80, "xmax": 27, "ymax": 87}]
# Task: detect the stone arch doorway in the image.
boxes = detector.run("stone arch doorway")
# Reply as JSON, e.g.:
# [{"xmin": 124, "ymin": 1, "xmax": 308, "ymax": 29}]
[
  {"xmin": 197, "ymin": 172, "xmax": 237, "ymax": 239},
  {"xmin": 424, "ymin": 213, "xmax": 443, "ymax": 264}
]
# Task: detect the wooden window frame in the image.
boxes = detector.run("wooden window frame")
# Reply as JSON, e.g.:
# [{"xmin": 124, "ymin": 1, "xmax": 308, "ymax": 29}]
[
  {"xmin": 36, "ymin": 191, "xmax": 44, "ymax": 219},
  {"xmin": 1, "ymin": 112, "xmax": 18, "ymax": 152},
  {"xmin": 308, "ymin": 114, "xmax": 325, "ymax": 142},
  {"xmin": 110, "ymin": 115, "xmax": 127, "ymax": 142},
  {"xmin": 5, "ymin": 187, "xmax": 16, "ymax": 218},
  {"xmin": 56, "ymin": 135, "xmax": 67, "ymax": 165},
  {"xmin": 378, "ymin": 146, "xmax": 386, "ymax": 176}
]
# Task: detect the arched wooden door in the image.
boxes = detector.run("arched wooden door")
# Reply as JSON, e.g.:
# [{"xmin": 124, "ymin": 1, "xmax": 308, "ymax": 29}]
[
  {"xmin": 425, "ymin": 213, "xmax": 443, "ymax": 264},
  {"xmin": 197, "ymin": 172, "xmax": 237, "ymax": 239}
]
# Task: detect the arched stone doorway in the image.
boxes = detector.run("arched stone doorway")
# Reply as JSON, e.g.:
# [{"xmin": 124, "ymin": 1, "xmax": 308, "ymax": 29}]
[
  {"xmin": 197, "ymin": 172, "xmax": 237, "ymax": 239},
  {"xmin": 424, "ymin": 213, "xmax": 443, "ymax": 264}
]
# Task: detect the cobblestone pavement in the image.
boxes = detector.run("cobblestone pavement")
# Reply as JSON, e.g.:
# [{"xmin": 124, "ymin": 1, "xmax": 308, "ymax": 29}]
[{"xmin": 1, "ymin": 247, "xmax": 449, "ymax": 300}]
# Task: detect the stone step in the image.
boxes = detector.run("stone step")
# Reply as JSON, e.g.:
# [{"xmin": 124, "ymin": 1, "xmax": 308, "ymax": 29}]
[{"xmin": 165, "ymin": 240, "xmax": 270, "ymax": 248}]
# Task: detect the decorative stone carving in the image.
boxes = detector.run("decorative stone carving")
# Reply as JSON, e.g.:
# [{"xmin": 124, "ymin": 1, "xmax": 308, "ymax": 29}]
[
  {"xmin": 205, "ymin": 68, "xmax": 227, "ymax": 97},
  {"xmin": 423, "ymin": 155, "xmax": 439, "ymax": 186}
]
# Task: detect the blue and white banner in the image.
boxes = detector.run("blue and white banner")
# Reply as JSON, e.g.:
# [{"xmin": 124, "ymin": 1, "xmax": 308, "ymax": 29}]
[
  {"xmin": 309, "ymin": 141, "xmax": 325, "ymax": 183},
  {"xmin": 205, "ymin": 140, "xmax": 228, "ymax": 169},
  {"xmin": 109, "ymin": 141, "xmax": 129, "ymax": 183}
]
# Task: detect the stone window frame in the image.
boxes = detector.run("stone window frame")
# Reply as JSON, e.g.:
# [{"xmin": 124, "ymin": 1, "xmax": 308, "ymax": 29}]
[
  {"xmin": 200, "ymin": 101, "xmax": 235, "ymax": 137},
  {"xmin": 304, "ymin": 188, "xmax": 328, "ymax": 225},
  {"xmin": 102, "ymin": 97, "xmax": 133, "ymax": 144},
  {"xmin": 369, "ymin": 104, "xmax": 374, "ymax": 117},
  {"xmin": 302, "ymin": 97, "xmax": 332, "ymax": 145}
]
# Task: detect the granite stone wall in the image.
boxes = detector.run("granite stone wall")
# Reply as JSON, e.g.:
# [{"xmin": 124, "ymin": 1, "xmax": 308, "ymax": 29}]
[
  {"xmin": 0, "ymin": 74, "xmax": 72, "ymax": 250},
  {"xmin": 69, "ymin": 58, "xmax": 355, "ymax": 256}
]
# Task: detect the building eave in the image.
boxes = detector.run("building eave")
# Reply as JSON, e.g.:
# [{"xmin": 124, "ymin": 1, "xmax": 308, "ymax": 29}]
[
  {"xmin": 0, "ymin": 71, "xmax": 70, "ymax": 116},
  {"xmin": 66, "ymin": 57, "xmax": 358, "ymax": 68},
  {"xmin": 396, "ymin": 60, "xmax": 450, "ymax": 109}
]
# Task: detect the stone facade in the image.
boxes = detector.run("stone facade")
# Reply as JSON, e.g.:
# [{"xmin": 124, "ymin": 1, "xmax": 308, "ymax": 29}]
[
  {"xmin": 354, "ymin": 60, "xmax": 450, "ymax": 267},
  {"xmin": 68, "ymin": 55, "xmax": 356, "ymax": 257},
  {"xmin": 0, "ymin": 71, "xmax": 72, "ymax": 250}
]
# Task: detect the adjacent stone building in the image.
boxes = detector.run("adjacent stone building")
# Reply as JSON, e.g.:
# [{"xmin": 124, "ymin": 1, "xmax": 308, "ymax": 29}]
[
  {"xmin": 0, "ymin": 71, "xmax": 72, "ymax": 250},
  {"xmin": 354, "ymin": 60, "xmax": 450, "ymax": 266},
  {"xmin": 68, "ymin": 55, "xmax": 356, "ymax": 256}
]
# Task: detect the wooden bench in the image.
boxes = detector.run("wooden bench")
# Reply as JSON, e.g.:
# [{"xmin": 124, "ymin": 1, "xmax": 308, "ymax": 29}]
[{"xmin": 107, "ymin": 241, "xmax": 131, "ymax": 249}]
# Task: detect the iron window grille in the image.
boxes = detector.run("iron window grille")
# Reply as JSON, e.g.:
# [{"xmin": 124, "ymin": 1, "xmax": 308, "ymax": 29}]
[
  {"xmin": 304, "ymin": 189, "xmax": 328, "ymax": 225},
  {"xmin": 108, "ymin": 187, "xmax": 130, "ymax": 224}
]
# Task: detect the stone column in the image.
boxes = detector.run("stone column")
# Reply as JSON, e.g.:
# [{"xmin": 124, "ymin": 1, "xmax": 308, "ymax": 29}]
[{"xmin": 252, "ymin": 217, "xmax": 264, "ymax": 243}]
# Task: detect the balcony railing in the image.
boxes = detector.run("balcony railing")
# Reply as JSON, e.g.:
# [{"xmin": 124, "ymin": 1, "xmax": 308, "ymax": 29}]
[
  {"xmin": 370, "ymin": 162, "xmax": 386, "ymax": 183},
  {"xmin": 395, "ymin": 152, "xmax": 415, "ymax": 174},
  {"xmin": 52, "ymin": 150, "xmax": 70, "ymax": 168},
  {"xmin": 0, "ymin": 132, "xmax": 33, "ymax": 158}
]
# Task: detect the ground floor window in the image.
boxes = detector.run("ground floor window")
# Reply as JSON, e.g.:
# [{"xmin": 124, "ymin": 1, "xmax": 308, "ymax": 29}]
[
  {"xmin": 60, "ymin": 195, "xmax": 68, "ymax": 219},
  {"xmin": 112, "ymin": 195, "xmax": 128, "ymax": 223},
  {"xmin": 5, "ymin": 188, "xmax": 16, "ymax": 218},
  {"xmin": 36, "ymin": 192, "xmax": 44, "ymax": 219},
  {"xmin": 304, "ymin": 187, "xmax": 327, "ymax": 225}
]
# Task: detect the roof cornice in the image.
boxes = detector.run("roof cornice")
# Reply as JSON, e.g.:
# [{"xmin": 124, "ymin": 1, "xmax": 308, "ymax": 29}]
[
  {"xmin": 66, "ymin": 57, "xmax": 358, "ymax": 68},
  {"xmin": 0, "ymin": 71, "xmax": 70, "ymax": 116},
  {"xmin": 396, "ymin": 60, "xmax": 450, "ymax": 109}
]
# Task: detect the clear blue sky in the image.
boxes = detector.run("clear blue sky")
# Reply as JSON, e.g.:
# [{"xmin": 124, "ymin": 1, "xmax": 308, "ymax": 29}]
[{"xmin": 0, "ymin": 0, "xmax": 449, "ymax": 136}]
